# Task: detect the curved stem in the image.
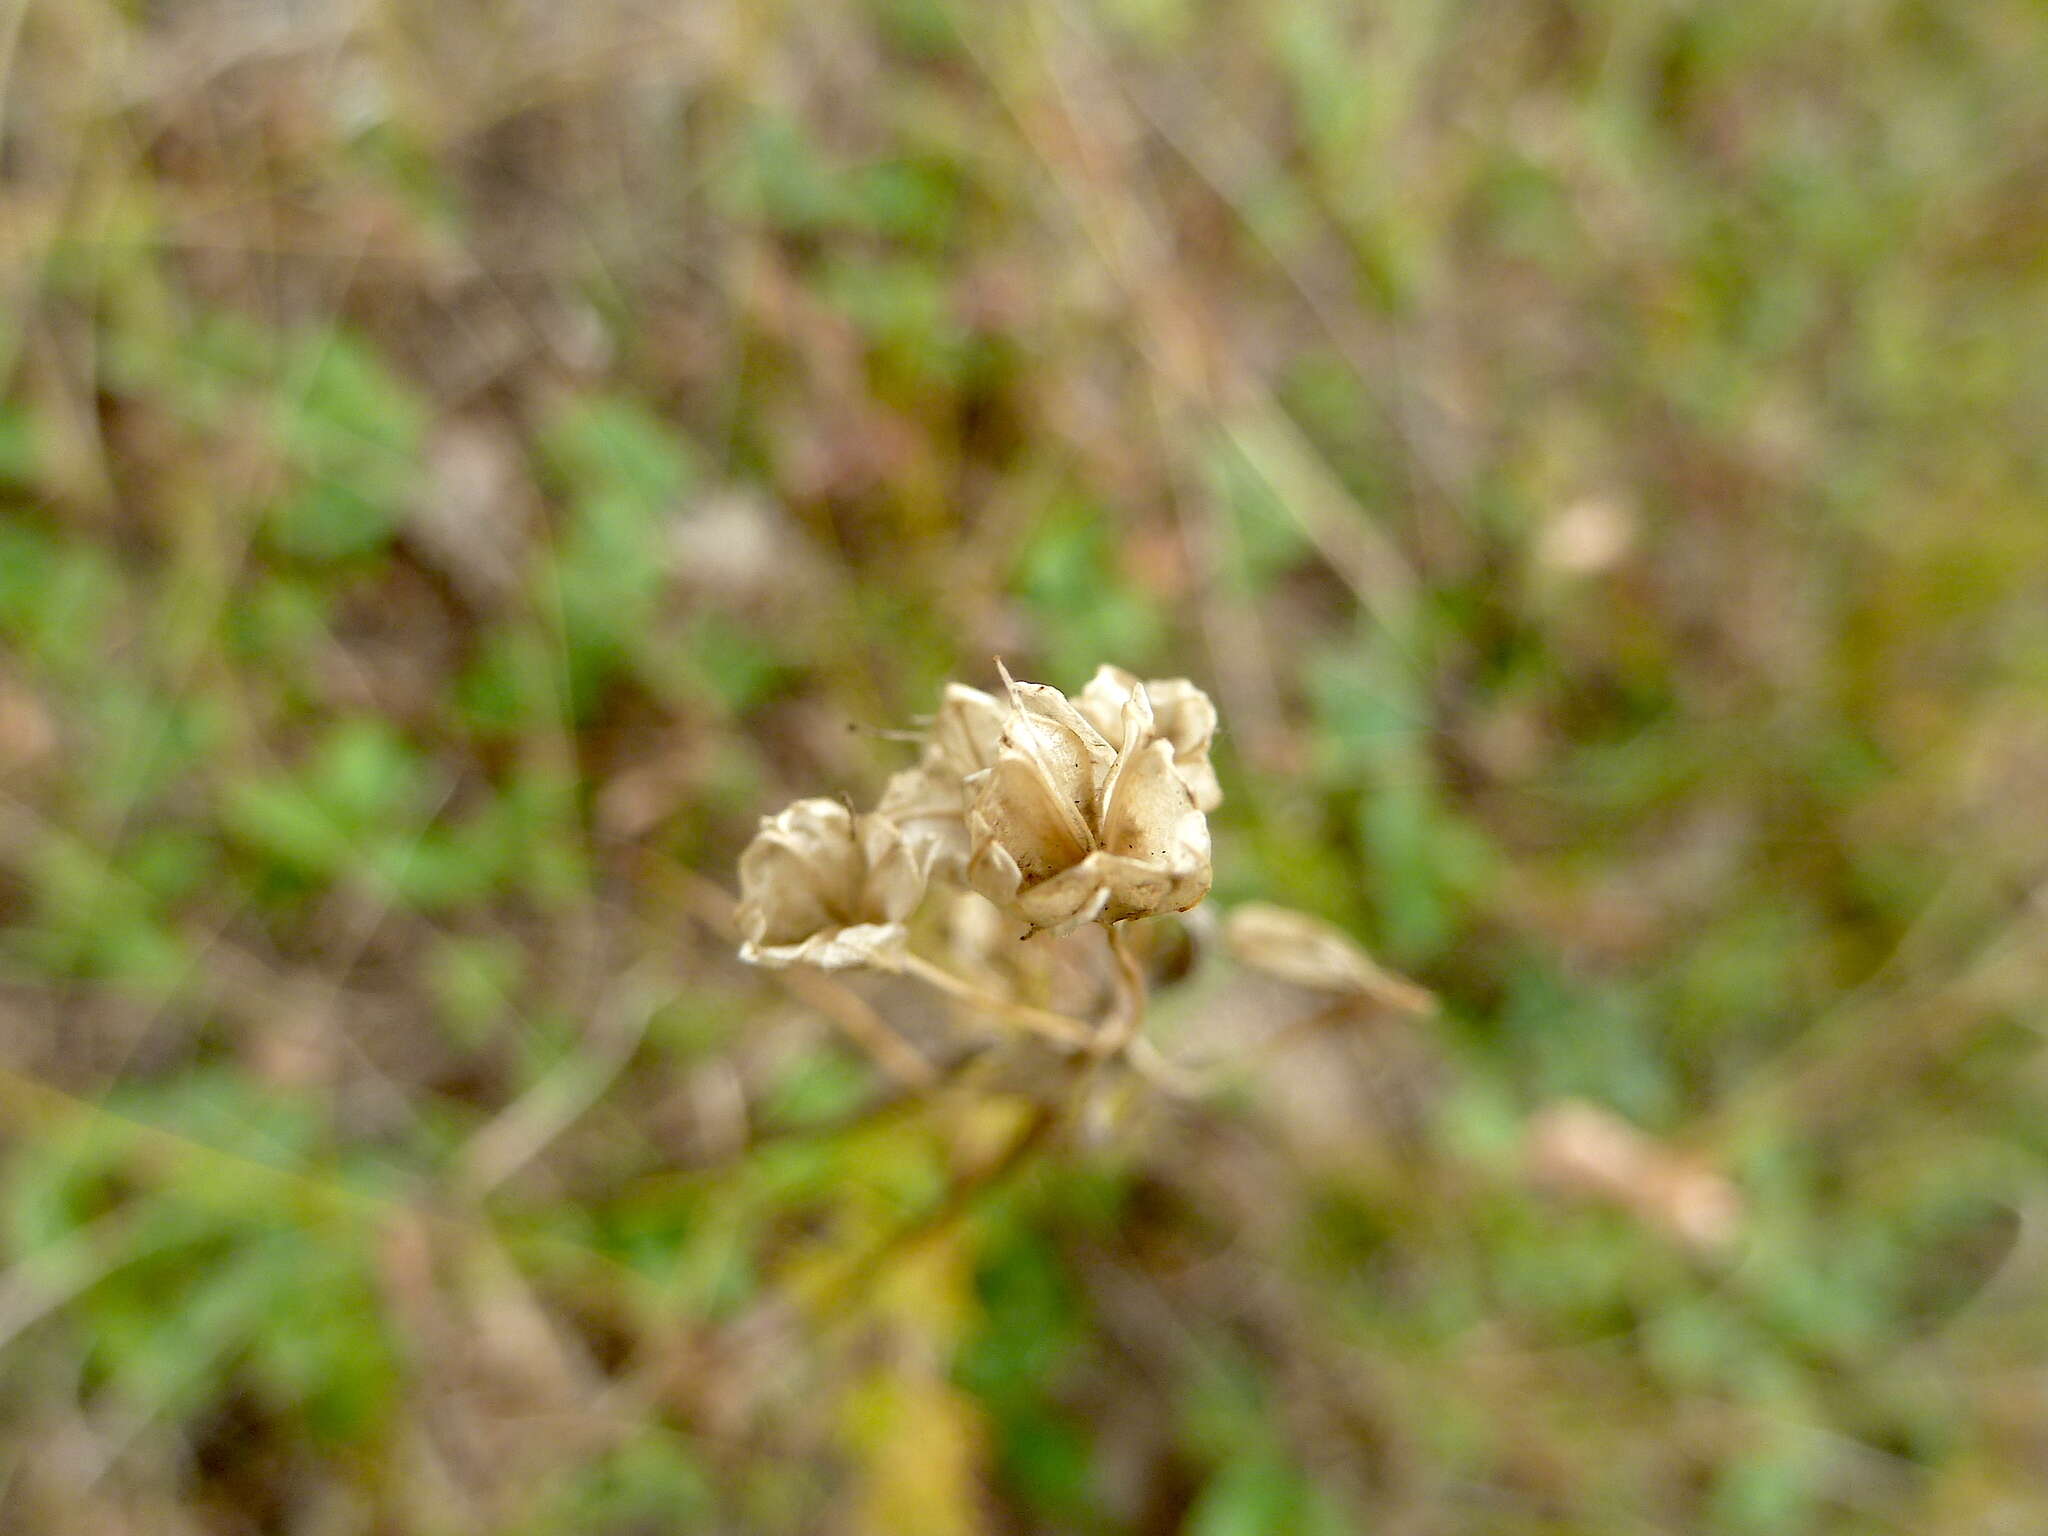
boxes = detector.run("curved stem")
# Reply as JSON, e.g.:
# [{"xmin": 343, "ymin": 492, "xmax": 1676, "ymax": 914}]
[
  {"xmin": 781, "ymin": 968, "xmax": 937, "ymax": 1087},
  {"xmin": 1126, "ymin": 1036, "xmax": 1208, "ymax": 1098},
  {"xmin": 1095, "ymin": 922, "xmax": 1149, "ymax": 1058},
  {"xmin": 900, "ymin": 954, "xmax": 1092, "ymax": 1049}
]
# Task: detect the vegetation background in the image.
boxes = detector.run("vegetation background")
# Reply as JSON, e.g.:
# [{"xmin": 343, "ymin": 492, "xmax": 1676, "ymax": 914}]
[{"xmin": 4, "ymin": 0, "xmax": 2048, "ymax": 1531}]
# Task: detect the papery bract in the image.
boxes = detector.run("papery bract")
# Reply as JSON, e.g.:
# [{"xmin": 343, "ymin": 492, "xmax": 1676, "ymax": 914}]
[
  {"xmin": 736, "ymin": 799, "xmax": 927, "ymax": 970},
  {"xmin": 1075, "ymin": 664, "xmax": 1223, "ymax": 812},
  {"xmin": 967, "ymin": 667, "xmax": 1212, "ymax": 935},
  {"xmin": 876, "ymin": 682, "xmax": 1009, "ymax": 878}
]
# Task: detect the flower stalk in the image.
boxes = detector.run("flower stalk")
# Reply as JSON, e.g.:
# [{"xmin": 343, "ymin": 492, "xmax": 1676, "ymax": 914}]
[{"xmin": 898, "ymin": 953, "xmax": 1094, "ymax": 1050}]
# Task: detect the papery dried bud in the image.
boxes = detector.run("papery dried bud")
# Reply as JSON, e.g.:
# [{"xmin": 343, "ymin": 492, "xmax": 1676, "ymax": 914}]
[
  {"xmin": 1223, "ymin": 903, "xmax": 1434, "ymax": 1013},
  {"xmin": 966, "ymin": 665, "xmax": 1213, "ymax": 935},
  {"xmin": 924, "ymin": 682, "xmax": 1009, "ymax": 779},
  {"xmin": 876, "ymin": 683, "xmax": 1009, "ymax": 879},
  {"xmin": 876, "ymin": 762, "xmax": 972, "ymax": 880},
  {"xmin": 1075, "ymin": 664, "xmax": 1223, "ymax": 812},
  {"xmin": 736, "ymin": 799, "xmax": 928, "ymax": 971},
  {"xmin": 1526, "ymin": 1100, "xmax": 1743, "ymax": 1255}
]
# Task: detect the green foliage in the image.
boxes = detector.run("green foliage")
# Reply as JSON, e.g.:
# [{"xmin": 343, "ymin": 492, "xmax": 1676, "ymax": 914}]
[
  {"xmin": 3, "ymin": 1072, "xmax": 402, "ymax": 1448},
  {"xmin": 221, "ymin": 718, "xmax": 430, "ymax": 881},
  {"xmin": 523, "ymin": 1429, "xmax": 714, "ymax": 1533},
  {"xmin": 0, "ymin": 524, "xmax": 123, "ymax": 674},
  {"xmin": 1308, "ymin": 635, "xmax": 1493, "ymax": 960},
  {"xmin": 1012, "ymin": 505, "xmax": 1168, "ymax": 684},
  {"xmin": 269, "ymin": 330, "xmax": 426, "ymax": 560},
  {"xmin": 538, "ymin": 394, "xmax": 698, "ymax": 711},
  {"xmin": 957, "ymin": 1223, "xmax": 1097, "ymax": 1526},
  {"xmin": 1185, "ymin": 1455, "xmax": 1348, "ymax": 1536}
]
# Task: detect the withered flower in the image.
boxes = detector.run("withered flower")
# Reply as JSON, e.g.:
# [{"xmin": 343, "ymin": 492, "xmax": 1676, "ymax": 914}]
[
  {"xmin": 921, "ymin": 681, "xmax": 1010, "ymax": 779},
  {"xmin": 1223, "ymin": 902, "xmax": 1435, "ymax": 1013},
  {"xmin": 1074, "ymin": 664, "xmax": 1223, "ymax": 812},
  {"xmin": 875, "ymin": 683, "xmax": 1008, "ymax": 877},
  {"xmin": 736, "ymin": 799, "xmax": 927, "ymax": 970},
  {"xmin": 966, "ymin": 667, "xmax": 1212, "ymax": 935}
]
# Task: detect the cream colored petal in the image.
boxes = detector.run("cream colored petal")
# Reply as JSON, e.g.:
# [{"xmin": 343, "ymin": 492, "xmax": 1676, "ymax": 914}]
[
  {"xmin": 1002, "ymin": 664, "xmax": 1117, "ymax": 755},
  {"xmin": 735, "ymin": 843, "xmax": 839, "ymax": 946},
  {"xmin": 1084, "ymin": 737, "xmax": 1212, "ymax": 924},
  {"xmin": 925, "ymin": 683, "xmax": 1008, "ymax": 778},
  {"xmin": 1117, "ymin": 676, "xmax": 1157, "ymax": 757},
  {"xmin": 752, "ymin": 799, "xmax": 864, "ymax": 913},
  {"xmin": 998, "ymin": 663, "xmax": 1117, "ymax": 798},
  {"xmin": 1143, "ymin": 678, "xmax": 1223, "ymax": 812},
  {"xmin": 1158, "ymin": 810, "xmax": 1214, "ymax": 913},
  {"xmin": 1111, "ymin": 840, "xmax": 1209, "ymax": 921},
  {"xmin": 1172, "ymin": 757, "xmax": 1223, "ymax": 815},
  {"xmin": 968, "ymin": 748, "xmax": 1093, "ymax": 887},
  {"xmin": 1078, "ymin": 667, "xmax": 1223, "ymax": 813},
  {"xmin": 964, "ymin": 821, "xmax": 1026, "ymax": 913},
  {"xmin": 1020, "ymin": 845, "xmax": 1210, "ymax": 931},
  {"xmin": 1081, "ymin": 686, "xmax": 1145, "ymax": 851},
  {"xmin": 1000, "ymin": 714, "xmax": 1100, "ymax": 853},
  {"xmin": 737, "ymin": 799, "xmax": 866, "ymax": 946},
  {"xmin": 1098, "ymin": 738, "xmax": 1197, "ymax": 869},
  {"xmin": 1141, "ymin": 677, "xmax": 1216, "ymax": 751},
  {"xmin": 858, "ymin": 811, "xmax": 929, "ymax": 924},
  {"xmin": 1074, "ymin": 664, "xmax": 1141, "ymax": 741},
  {"xmin": 734, "ymin": 801, "xmax": 925, "ymax": 970},
  {"xmin": 876, "ymin": 764, "xmax": 971, "ymax": 878},
  {"xmin": 1012, "ymin": 858, "xmax": 1114, "ymax": 935},
  {"xmin": 1087, "ymin": 852, "xmax": 1179, "ymax": 924},
  {"xmin": 741, "ymin": 921, "xmax": 909, "ymax": 972}
]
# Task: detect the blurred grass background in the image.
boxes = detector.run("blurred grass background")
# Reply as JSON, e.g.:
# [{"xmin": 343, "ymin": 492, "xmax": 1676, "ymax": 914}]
[{"xmin": 4, "ymin": 0, "xmax": 2048, "ymax": 1531}]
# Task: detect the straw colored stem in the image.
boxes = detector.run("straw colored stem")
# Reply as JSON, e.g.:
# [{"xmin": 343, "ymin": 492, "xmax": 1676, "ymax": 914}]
[
  {"xmin": 1094, "ymin": 923, "xmax": 1149, "ymax": 1058},
  {"xmin": 900, "ymin": 955, "xmax": 1093, "ymax": 1049}
]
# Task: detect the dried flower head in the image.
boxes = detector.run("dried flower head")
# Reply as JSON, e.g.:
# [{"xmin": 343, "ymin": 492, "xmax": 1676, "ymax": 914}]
[
  {"xmin": 966, "ymin": 665, "xmax": 1212, "ymax": 935},
  {"xmin": 736, "ymin": 799, "xmax": 928, "ymax": 971},
  {"xmin": 1075, "ymin": 664, "xmax": 1223, "ymax": 813},
  {"xmin": 875, "ymin": 683, "xmax": 1007, "ymax": 877}
]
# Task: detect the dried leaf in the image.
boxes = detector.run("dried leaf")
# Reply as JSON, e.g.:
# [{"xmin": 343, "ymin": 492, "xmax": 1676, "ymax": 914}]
[
  {"xmin": 1223, "ymin": 903, "xmax": 1433, "ymax": 1013},
  {"xmin": 1526, "ymin": 1100, "xmax": 1743, "ymax": 1254}
]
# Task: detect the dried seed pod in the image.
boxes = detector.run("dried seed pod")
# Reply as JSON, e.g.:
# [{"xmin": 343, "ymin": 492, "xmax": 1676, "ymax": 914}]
[
  {"xmin": 876, "ymin": 682, "xmax": 1009, "ymax": 878},
  {"xmin": 736, "ymin": 799, "xmax": 928, "ymax": 971},
  {"xmin": 965, "ymin": 665, "xmax": 1212, "ymax": 935},
  {"xmin": 1074, "ymin": 664, "xmax": 1223, "ymax": 812}
]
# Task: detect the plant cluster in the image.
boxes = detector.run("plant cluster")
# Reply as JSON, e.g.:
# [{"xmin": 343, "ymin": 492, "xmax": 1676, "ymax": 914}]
[
  {"xmin": 735, "ymin": 663, "xmax": 1424, "ymax": 1077},
  {"xmin": 736, "ymin": 663, "xmax": 1219, "ymax": 1059}
]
